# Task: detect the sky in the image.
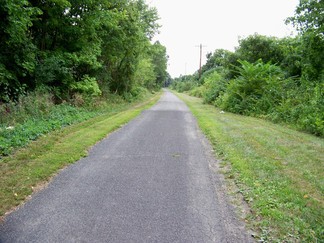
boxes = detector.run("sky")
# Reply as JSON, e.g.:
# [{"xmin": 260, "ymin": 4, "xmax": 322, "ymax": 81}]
[{"xmin": 148, "ymin": 0, "xmax": 300, "ymax": 77}]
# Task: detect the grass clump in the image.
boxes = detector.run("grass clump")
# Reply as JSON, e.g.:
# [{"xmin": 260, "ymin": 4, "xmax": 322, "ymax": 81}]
[{"xmin": 176, "ymin": 92, "xmax": 324, "ymax": 242}]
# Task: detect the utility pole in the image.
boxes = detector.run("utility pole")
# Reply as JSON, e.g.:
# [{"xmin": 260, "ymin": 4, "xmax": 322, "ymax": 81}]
[
  {"xmin": 199, "ymin": 44, "xmax": 202, "ymax": 79},
  {"xmin": 196, "ymin": 44, "xmax": 206, "ymax": 79}
]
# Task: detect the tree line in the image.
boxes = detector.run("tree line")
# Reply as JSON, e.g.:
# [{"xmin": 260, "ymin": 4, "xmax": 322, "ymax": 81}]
[
  {"xmin": 171, "ymin": 0, "xmax": 323, "ymax": 136},
  {"xmin": 0, "ymin": 0, "xmax": 168, "ymax": 103}
]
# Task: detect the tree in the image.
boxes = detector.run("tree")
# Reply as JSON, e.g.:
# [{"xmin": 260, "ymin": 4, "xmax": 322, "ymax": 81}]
[
  {"xmin": 236, "ymin": 34, "xmax": 285, "ymax": 65},
  {"xmin": 200, "ymin": 49, "xmax": 237, "ymax": 81},
  {"xmin": 286, "ymin": 0, "xmax": 324, "ymax": 82},
  {"xmin": 150, "ymin": 41, "xmax": 168, "ymax": 88},
  {"xmin": 287, "ymin": 0, "xmax": 323, "ymax": 35},
  {"xmin": 99, "ymin": 0, "xmax": 160, "ymax": 94},
  {"xmin": 133, "ymin": 57, "xmax": 156, "ymax": 90},
  {"xmin": 0, "ymin": 0, "xmax": 165, "ymax": 101},
  {"xmin": 29, "ymin": 0, "xmax": 106, "ymax": 99},
  {"xmin": 0, "ymin": 0, "xmax": 41, "ymax": 101}
]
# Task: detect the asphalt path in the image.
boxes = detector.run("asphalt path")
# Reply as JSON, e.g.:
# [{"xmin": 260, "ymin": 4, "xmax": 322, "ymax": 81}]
[{"xmin": 0, "ymin": 90, "xmax": 252, "ymax": 242}]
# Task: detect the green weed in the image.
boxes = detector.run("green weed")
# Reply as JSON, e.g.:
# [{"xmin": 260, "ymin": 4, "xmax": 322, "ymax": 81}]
[{"xmin": 0, "ymin": 88, "xmax": 154, "ymax": 157}]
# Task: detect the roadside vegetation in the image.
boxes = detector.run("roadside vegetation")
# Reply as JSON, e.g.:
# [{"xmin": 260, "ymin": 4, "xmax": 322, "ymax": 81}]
[
  {"xmin": 0, "ymin": 92, "xmax": 161, "ymax": 218},
  {"xmin": 0, "ymin": 88, "xmax": 153, "ymax": 157},
  {"xmin": 0, "ymin": 0, "xmax": 169, "ymax": 157},
  {"xmin": 171, "ymin": 1, "xmax": 323, "ymax": 241},
  {"xmin": 171, "ymin": 0, "xmax": 323, "ymax": 137},
  {"xmin": 177, "ymin": 92, "xmax": 323, "ymax": 242},
  {"xmin": 0, "ymin": 0, "xmax": 168, "ymax": 217}
]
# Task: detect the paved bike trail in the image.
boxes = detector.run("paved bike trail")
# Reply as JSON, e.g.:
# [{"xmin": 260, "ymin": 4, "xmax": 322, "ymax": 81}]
[{"xmin": 0, "ymin": 90, "xmax": 252, "ymax": 242}]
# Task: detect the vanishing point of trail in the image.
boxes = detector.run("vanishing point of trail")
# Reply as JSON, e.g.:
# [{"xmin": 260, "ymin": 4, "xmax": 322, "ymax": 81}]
[{"xmin": 0, "ymin": 90, "xmax": 252, "ymax": 242}]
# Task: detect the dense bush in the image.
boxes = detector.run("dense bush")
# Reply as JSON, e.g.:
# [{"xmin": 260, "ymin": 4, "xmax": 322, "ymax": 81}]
[
  {"xmin": 188, "ymin": 86, "xmax": 205, "ymax": 98},
  {"xmin": 70, "ymin": 75, "xmax": 102, "ymax": 97},
  {"xmin": 274, "ymin": 82, "xmax": 324, "ymax": 136},
  {"xmin": 171, "ymin": 31, "xmax": 324, "ymax": 136},
  {"xmin": 171, "ymin": 80, "xmax": 198, "ymax": 93},
  {"xmin": 200, "ymin": 71, "xmax": 228, "ymax": 104},
  {"xmin": 217, "ymin": 60, "xmax": 286, "ymax": 115}
]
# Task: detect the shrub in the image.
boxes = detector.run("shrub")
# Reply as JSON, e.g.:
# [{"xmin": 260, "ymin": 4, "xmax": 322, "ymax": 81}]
[
  {"xmin": 70, "ymin": 75, "xmax": 102, "ymax": 97},
  {"xmin": 35, "ymin": 53, "xmax": 74, "ymax": 99},
  {"xmin": 122, "ymin": 86, "xmax": 149, "ymax": 102},
  {"xmin": 218, "ymin": 60, "xmax": 285, "ymax": 115},
  {"xmin": 188, "ymin": 86, "xmax": 205, "ymax": 98},
  {"xmin": 274, "ymin": 82, "xmax": 324, "ymax": 136},
  {"xmin": 201, "ymin": 71, "xmax": 228, "ymax": 104},
  {"xmin": 172, "ymin": 80, "xmax": 198, "ymax": 93}
]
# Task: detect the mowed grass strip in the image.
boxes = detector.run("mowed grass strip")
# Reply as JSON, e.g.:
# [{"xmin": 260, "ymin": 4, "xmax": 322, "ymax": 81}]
[
  {"xmin": 176, "ymin": 92, "xmax": 323, "ymax": 242},
  {"xmin": 0, "ymin": 92, "xmax": 161, "ymax": 218}
]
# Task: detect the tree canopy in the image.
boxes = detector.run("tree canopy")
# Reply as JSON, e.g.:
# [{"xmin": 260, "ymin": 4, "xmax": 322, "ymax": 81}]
[{"xmin": 0, "ymin": 0, "xmax": 168, "ymax": 102}]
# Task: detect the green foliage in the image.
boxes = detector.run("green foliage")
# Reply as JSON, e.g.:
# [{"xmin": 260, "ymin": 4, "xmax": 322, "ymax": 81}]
[
  {"xmin": 0, "ymin": 0, "xmax": 167, "ymax": 101},
  {"xmin": 0, "ymin": 89, "xmax": 53, "ymax": 125},
  {"xmin": 0, "ymin": 0, "xmax": 40, "ymax": 101},
  {"xmin": 278, "ymin": 36, "xmax": 303, "ymax": 77},
  {"xmin": 286, "ymin": 0, "xmax": 324, "ymax": 83},
  {"xmin": 100, "ymin": 0, "xmax": 161, "ymax": 94},
  {"xmin": 171, "ymin": 6, "xmax": 324, "ymax": 136},
  {"xmin": 132, "ymin": 41, "xmax": 168, "ymax": 91},
  {"xmin": 299, "ymin": 32, "xmax": 324, "ymax": 83},
  {"xmin": 0, "ymin": 89, "xmax": 97, "ymax": 156},
  {"xmin": 236, "ymin": 34, "xmax": 285, "ymax": 64},
  {"xmin": 200, "ymin": 70, "xmax": 228, "ymax": 104},
  {"xmin": 70, "ymin": 75, "xmax": 102, "ymax": 97},
  {"xmin": 133, "ymin": 57, "xmax": 157, "ymax": 90},
  {"xmin": 275, "ymin": 82, "xmax": 324, "ymax": 136},
  {"xmin": 173, "ymin": 82, "xmax": 195, "ymax": 93},
  {"xmin": 287, "ymin": 0, "xmax": 323, "ymax": 35},
  {"xmin": 170, "ymin": 74, "xmax": 199, "ymax": 93},
  {"xmin": 202, "ymin": 50, "xmax": 239, "ymax": 80},
  {"xmin": 218, "ymin": 60, "xmax": 285, "ymax": 115},
  {"xmin": 188, "ymin": 86, "xmax": 205, "ymax": 98},
  {"xmin": 0, "ymin": 104, "xmax": 96, "ymax": 157},
  {"xmin": 0, "ymin": 85, "xmax": 156, "ymax": 157},
  {"xmin": 171, "ymin": 79, "xmax": 198, "ymax": 93},
  {"xmin": 150, "ymin": 41, "xmax": 168, "ymax": 88},
  {"xmin": 35, "ymin": 52, "xmax": 74, "ymax": 99}
]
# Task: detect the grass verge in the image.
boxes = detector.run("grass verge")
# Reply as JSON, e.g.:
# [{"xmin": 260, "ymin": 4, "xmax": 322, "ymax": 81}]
[
  {"xmin": 176, "ymin": 92, "xmax": 323, "ymax": 242},
  {"xmin": 0, "ymin": 92, "xmax": 161, "ymax": 219}
]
